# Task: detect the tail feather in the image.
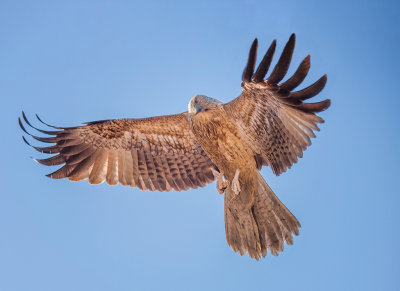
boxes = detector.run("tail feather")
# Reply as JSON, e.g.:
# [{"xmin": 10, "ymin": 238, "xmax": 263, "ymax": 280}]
[{"xmin": 224, "ymin": 172, "xmax": 300, "ymax": 259}]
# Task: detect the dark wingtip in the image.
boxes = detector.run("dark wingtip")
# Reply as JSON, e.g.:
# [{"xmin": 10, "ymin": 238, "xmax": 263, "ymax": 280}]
[
  {"xmin": 315, "ymin": 98, "xmax": 331, "ymax": 112},
  {"xmin": 288, "ymin": 33, "xmax": 296, "ymax": 44},
  {"xmin": 290, "ymin": 74, "xmax": 327, "ymax": 101},
  {"xmin": 19, "ymin": 117, "xmax": 29, "ymax": 135},
  {"xmin": 19, "ymin": 112, "xmax": 60, "ymax": 135},
  {"xmin": 242, "ymin": 38, "xmax": 258, "ymax": 82},
  {"xmin": 267, "ymin": 34, "xmax": 296, "ymax": 85},
  {"xmin": 271, "ymin": 39, "xmax": 277, "ymax": 49},
  {"xmin": 19, "ymin": 116, "xmax": 57, "ymax": 143},
  {"xmin": 36, "ymin": 114, "xmax": 47, "ymax": 125},
  {"xmin": 287, "ymin": 33, "xmax": 296, "ymax": 49},
  {"xmin": 21, "ymin": 134, "xmax": 60, "ymax": 154},
  {"xmin": 300, "ymin": 99, "xmax": 331, "ymax": 113},
  {"xmin": 279, "ymin": 54, "xmax": 311, "ymax": 91},
  {"xmin": 35, "ymin": 155, "xmax": 65, "ymax": 166},
  {"xmin": 322, "ymin": 98, "xmax": 331, "ymax": 110},
  {"xmin": 22, "ymin": 111, "xmax": 33, "ymax": 128},
  {"xmin": 22, "ymin": 135, "xmax": 31, "ymax": 146},
  {"xmin": 36, "ymin": 113, "xmax": 68, "ymax": 129},
  {"xmin": 35, "ymin": 113, "xmax": 56, "ymax": 128},
  {"xmin": 253, "ymin": 39, "xmax": 277, "ymax": 83}
]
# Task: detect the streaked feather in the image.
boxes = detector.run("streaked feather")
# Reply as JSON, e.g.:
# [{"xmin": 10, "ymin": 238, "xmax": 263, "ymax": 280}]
[
  {"xmin": 89, "ymin": 149, "xmax": 108, "ymax": 184},
  {"xmin": 106, "ymin": 150, "xmax": 119, "ymax": 185},
  {"xmin": 69, "ymin": 150, "xmax": 100, "ymax": 181}
]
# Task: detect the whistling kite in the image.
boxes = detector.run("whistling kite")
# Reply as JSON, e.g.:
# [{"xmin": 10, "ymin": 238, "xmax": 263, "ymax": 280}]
[{"xmin": 20, "ymin": 34, "xmax": 330, "ymax": 259}]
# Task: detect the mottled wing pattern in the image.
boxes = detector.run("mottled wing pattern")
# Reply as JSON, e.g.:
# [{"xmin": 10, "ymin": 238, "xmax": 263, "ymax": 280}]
[
  {"xmin": 19, "ymin": 112, "xmax": 216, "ymax": 191},
  {"xmin": 225, "ymin": 34, "xmax": 330, "ymax": 175}
]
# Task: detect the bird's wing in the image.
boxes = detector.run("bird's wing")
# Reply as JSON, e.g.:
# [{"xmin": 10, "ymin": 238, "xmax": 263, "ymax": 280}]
[
  {"xmin": 19, "ymin": 112, "xmax": 217, "ymax": 191},
  {"xmin": 224, "ymin": 34, "xmax": 330, "ymax": 175}
]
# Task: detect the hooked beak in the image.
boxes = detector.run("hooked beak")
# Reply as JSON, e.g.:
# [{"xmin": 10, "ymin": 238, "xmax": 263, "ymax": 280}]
[{"xmin": 195, "ymin": 104, "xmax": 203, "ymax": 114}]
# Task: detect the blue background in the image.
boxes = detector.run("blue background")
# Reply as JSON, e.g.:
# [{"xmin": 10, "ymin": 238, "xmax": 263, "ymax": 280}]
[{"xmin": 1, "ymin": 0, "xmax": 399, "ymax": 290}]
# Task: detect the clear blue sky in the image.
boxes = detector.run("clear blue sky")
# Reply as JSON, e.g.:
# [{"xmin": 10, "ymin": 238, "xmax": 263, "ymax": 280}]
[{"xmin": 1, "ymin": 0, "xmax": 399, "ymax": 290}]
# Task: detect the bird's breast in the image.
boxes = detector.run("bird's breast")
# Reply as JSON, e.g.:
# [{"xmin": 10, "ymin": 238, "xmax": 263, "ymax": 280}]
[{"xmin": 190, "ymin": 113, "xmax": 256, "ymax": 177}]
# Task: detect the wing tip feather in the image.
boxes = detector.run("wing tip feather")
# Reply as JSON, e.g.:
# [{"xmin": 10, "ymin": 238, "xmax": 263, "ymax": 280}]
[{"xmin": 242, "ymin": 38, "xmax": 259, "ymax": 82}]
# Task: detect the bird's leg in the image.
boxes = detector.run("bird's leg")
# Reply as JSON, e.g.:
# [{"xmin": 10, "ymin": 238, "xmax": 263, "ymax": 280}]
[
  {"xmin": 231, "ymin": 168, "xmax": 241, "ymax": 195},
  {"xmin": 211, "ymin": 168, "xmax": 228, "ymax": 194}
]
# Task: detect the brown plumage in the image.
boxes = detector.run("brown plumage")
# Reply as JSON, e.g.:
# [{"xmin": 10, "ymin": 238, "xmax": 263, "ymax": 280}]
[{"xmin": 20, "ymin": 34, "xmax": 330, "ymax": 260}]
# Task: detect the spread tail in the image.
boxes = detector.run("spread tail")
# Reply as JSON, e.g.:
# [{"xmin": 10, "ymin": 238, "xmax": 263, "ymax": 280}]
[{"xmin": 224, "ymin": 172, "xmax": 301, "ymax": 259}]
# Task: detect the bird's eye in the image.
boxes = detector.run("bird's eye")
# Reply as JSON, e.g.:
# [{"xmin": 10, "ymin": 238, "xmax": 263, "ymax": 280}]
[{"xmin": 194, "ymin": 100, "xmax": 198, "ymax": 104}]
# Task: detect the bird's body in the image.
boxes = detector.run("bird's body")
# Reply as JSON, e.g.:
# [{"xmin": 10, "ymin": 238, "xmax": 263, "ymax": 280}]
[
  {"xmin": 190, "ymin": 102, "xmax": 253, "ymax": 175},
  {"xmin": 189, "ymin": 97, "xmax": 258, "ymax": 207},
  {"xmin": 20, "ymin": 34, "xmax": 330, "ymax": 259},
  {"xmin": 187, "ymin": 94, "xmax": 301, "ymax": 258}
]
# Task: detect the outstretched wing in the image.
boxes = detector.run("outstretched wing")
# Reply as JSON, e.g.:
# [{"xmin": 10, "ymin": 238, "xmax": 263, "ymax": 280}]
[
  {"xmin": 225, "ymin": 34, "xmax": 331, "ymax": 175},
  {"xmin": 19, "ymin": 112, "xmax": 217, "ymax": 191}
]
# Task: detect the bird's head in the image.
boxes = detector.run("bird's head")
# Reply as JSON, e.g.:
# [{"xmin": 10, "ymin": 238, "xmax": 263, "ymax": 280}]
[{"xmin": 188, "ymin": 95, "xmax": 222, "ymax": 116}]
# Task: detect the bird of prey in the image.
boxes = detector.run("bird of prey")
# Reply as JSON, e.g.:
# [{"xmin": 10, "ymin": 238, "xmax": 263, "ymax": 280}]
[{"xmin": 19, "ymin": 34, "xmax": 330, "ymax": 260}]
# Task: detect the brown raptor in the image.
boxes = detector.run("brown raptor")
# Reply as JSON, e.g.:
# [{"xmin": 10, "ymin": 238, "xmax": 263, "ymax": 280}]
[{"xmin": 20, "ymin": 34, "xmax": 330, "ymax": 259}]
